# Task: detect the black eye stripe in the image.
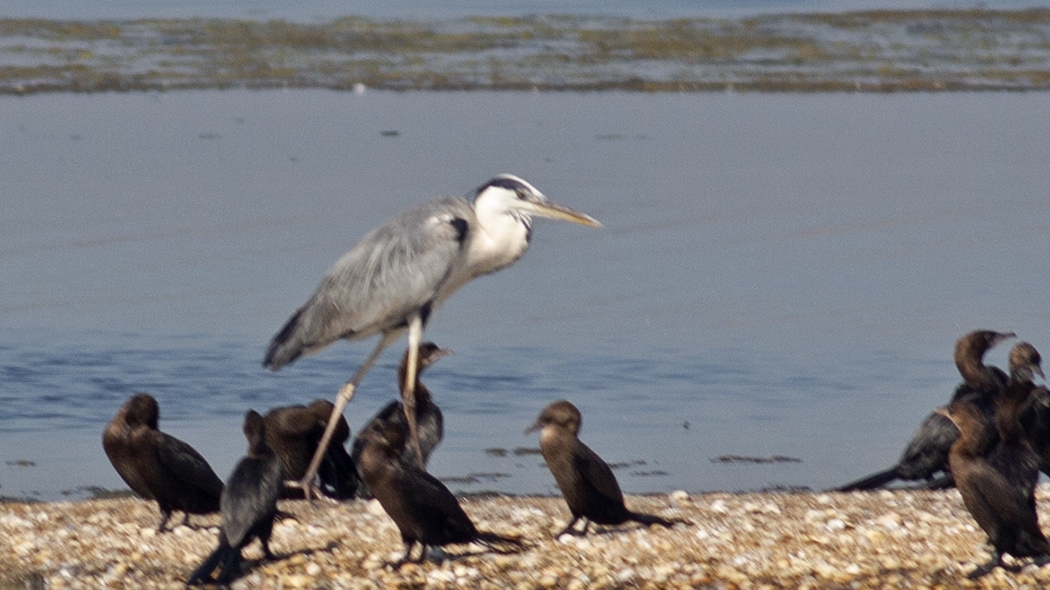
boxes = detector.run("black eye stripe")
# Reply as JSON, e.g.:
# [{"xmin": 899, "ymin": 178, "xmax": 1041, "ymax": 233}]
[{"xmin": 483, "ymin": 177, "xmax": 529, "ymax": 194}]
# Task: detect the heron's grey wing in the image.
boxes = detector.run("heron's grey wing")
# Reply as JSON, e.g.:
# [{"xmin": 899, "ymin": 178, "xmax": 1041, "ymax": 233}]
[{"xmin": 265, "ymin": 196, "xmax": 473, "ymax": 369}]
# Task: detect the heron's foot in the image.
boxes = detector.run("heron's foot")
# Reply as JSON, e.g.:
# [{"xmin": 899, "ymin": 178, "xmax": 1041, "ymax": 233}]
[{"xmin": 284, "ymin": 479, "xmax": 325, "ymax": 502}]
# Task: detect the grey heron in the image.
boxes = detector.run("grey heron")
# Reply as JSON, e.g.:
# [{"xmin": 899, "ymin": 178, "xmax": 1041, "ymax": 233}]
[{"xmin": 263, "ymin": 174, "xmax": 601, "ymax": 497}]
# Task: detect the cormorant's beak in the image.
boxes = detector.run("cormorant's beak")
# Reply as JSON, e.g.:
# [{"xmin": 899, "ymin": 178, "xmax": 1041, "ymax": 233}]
[
  {"xmin": 528, "ymin": 200, "xmax": 602, "ymax": 228},
  {"xmin": 524, "ymin": 420, "xmax": 543, "ymax": 435},
  {"xmin": 1034, "ymin": 364, "xmax": 1046, "ymax": 380},
  {"xmin": 430, "ymin": 348, "xmax": 454, "ymax": 363},
  {"xmin": 933, "ymin": 407, "xmax": 948, "ymax": 418},
  {"xmin": 994, "ymin": 331, "xmax": 1018, "ymax": 346}
]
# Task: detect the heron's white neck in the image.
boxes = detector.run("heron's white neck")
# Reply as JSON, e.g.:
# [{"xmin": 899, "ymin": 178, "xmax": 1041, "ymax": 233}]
[
  {"xmin": 466, "ymin": 198, "xmax": 532, "ymax": 278},
  {"xmin": 433, "ymin": 201, "xmax": 529, "ymax": 310}
]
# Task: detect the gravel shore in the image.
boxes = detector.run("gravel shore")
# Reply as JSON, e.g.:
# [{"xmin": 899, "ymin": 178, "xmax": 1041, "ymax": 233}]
[{"xmin": 4, "ymin": 486, "xmax": 1050, "ymax": 589}]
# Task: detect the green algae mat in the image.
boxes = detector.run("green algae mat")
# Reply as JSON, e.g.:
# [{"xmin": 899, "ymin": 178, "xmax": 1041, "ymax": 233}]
[{"xmin": 3, "ymin": 9, "xmax": 1050, "ymax": 94}]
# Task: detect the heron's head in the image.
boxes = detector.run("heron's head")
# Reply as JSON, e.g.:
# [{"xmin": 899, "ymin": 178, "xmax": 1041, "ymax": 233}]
[{"xmin": 472, "ymin": 174, "xmax": 602, "ymax": 231}]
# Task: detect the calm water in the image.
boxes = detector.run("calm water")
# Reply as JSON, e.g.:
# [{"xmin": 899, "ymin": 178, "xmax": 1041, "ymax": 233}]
[
  {"xmin": 3, "ymin": 90, "xmax": 1050, "ymax": 501},
  {"xmin": 0, "ymin": 0, "xmax": 1045, "ymax": 20}
]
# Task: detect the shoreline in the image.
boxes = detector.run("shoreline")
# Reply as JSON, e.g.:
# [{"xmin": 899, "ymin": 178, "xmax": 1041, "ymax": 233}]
[
  {"xmin": 3, "ymin": 9, "xmax": 1050, "ymax": 95},
  {"xmin": 5, "ymin": 487, "xmax": 1050, "ymax": 588}
]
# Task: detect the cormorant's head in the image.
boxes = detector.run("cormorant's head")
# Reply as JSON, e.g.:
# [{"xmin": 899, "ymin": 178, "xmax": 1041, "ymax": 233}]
[
  {"xmin": 954, "ymin": 329, "xmax": 1015, "ymax": 363},
  {"xmin": 359, "ymin": 418, "xmax": 407, "ymax": 453},
  {"xmin": 243, "ymin": 409, "xmax": 270, "ymax": 456},
  {"xmin": 124, "ymin": 392, "xmax": 160, "ymax": 430},
  {"xmin": 1009, "ymin": 341, "xmax": 1045, "ymax": 381},
  {"xmin": 525, "ymin": 399, "xmax": 583, "ymax": 437}
]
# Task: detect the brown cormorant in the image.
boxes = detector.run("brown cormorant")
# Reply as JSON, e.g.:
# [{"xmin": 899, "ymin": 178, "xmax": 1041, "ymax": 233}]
[
  {"xmin": 526, "ymin": 400, "xmax": 684, "ymax": 536},
  {"xmin": 356, "ymin": 417, "xmax": 522, "ymax": 566},
  {"xmin": 350, "ymin": 342, "xmax": 449, "ymax": 497},
  {"xmin": 101, "ymin": 392, "xmax": 223, "ymax": 531},
  {"xmin": 989, "ymin": 342, "xmax": 1045, "ymax": 501},
  {"xmin": 937, "ymin": 400, "xmax": 1050, "ymax": 578},
  {"xmin": 188, "ymin": 410, "xmax": 284, "ymax": 585},
  {"xmin": 837, "ymin": 329, "xmax": 1014, "ymax": 492},
  {"xmin": 263, "ymin": 399, "xmax": 358, "ymax": 499}
]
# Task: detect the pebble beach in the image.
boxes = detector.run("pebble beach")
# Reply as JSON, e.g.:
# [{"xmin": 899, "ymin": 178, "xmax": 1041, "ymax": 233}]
[{"xmin": 5, "ymin": 486, "xmax": 1050, "ymax": 588}]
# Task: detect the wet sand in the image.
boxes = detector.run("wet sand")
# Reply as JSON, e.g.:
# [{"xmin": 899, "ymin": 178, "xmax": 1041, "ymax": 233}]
[{"xmin": 5, "ymin": 487, "xmax": 1050, "ymax": 588}]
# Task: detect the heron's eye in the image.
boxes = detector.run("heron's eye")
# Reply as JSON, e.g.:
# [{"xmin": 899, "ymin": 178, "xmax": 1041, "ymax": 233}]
[{"xmin": 516, "ymin": 190, "xmax": 528, "ymax": 200}]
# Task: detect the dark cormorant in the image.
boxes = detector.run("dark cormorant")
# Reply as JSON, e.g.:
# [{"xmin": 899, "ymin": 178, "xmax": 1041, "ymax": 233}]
[
  {"xmin": 188, "ymin": 410, "xmax": 283, "ymax": 586},
  {"xmin": 101, "ymin": 392, "xmax": 223, "ymax": 531},
  {"xmin": 937, "ymin": 400, "xmax": 1050, "ymax": 579},
  {"xmin": 837, "ymin": 329, "xmax": 1014, "ymax": 492},
  {"xmin": 989, "ymin": 342, "xmax": 1045, "ymax": 501},
  {"xmin": 263, "ymin": 399, "xmax": 358, "ymax": 499},
  {"xmin": 350, "ymin": 342, "xmax": 449, "ymax": 497},
  {"xmin": 525, "ymin": 400, "xmax": 684, "ymax": 537},
  {"xmin": 356, "ymin": 417, "xmax": 522, "ymax": 566},
  {"xmin": 1017, "ymin": 345, "xmax": 1050, "ymax": 477}
]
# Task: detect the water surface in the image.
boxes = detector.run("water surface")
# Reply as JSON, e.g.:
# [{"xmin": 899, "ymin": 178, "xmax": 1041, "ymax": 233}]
[{"xmin": 2, "ymin": 90, "xmax": 1049, "ymax": 500}]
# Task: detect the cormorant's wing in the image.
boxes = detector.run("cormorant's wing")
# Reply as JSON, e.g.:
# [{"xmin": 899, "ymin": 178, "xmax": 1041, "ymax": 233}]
[
  {"xmin": 155, "ymin": 432, "xmax": 224, "ymax": 498},
  {"xmin": 221, "ymin": 456, "xmax": 283, "ymax": 547},
  {"xmin": 573, "ymin": 441, "xmax": 624, "ymax": 505}
]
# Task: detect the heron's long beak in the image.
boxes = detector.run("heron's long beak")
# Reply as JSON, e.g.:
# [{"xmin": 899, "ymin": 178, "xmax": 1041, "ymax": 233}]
[{"xmin": 530, "ymin": 201, "xmax": 603, "ymax": 228}]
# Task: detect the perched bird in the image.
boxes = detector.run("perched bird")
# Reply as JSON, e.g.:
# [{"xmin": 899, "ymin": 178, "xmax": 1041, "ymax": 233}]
[
  {"xmin": 837, "ymin": 329, "xmax": 1014, "ymax": 491},
  {"xmin": 350, "ymin": 342, "xmax": 450, "ymax": 497},
  {"xmin": 263, "ymin": 174, "xmax": 601, "ymax": 496},
  {"xmin": 263, "ymin": 399, "xmax": 358, "ymax": 500},
  {"xmin": 526, "ymin": 400, "xmax": 684, "ymax": 536},
  {"xmin": 937, "ymin": 400, "xmax": 1050, "ymax": 579},
  {"xmin": 356, "ymin": 417, "xmax": 523, "ymax": 566},
  {"xmin": 989, "ymin": 342, "xmax": 1045, "ymax": 501},
  {"xmin": 1018, "ymin": 346, "xmax": 1050, "ymax": 476},
  {"xmin": 101, "ymin": 392, "xmax": 223, "ymax": 531},
  {"xmin": 188, "ymin": 410, "xmax": 283, "ymax": 586}
]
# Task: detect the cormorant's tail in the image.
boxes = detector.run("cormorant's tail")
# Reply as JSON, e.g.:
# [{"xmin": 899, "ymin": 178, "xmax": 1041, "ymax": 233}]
[
  {"xmin": 474, "ymin": 530, "xmax": 526, "ymax": 553},
  {"xmin": 627, "ymin": 511, "xmax": 687, "ymax": 528},
  {"xmin": 835, "ymin": 467, "xmax": 900, "ymax": 492},
  {"xmin": 263, "ymin": 308, "xmax": 307, "ymax": 370},
  {"xmin": 186, "ymin": 542, "xmax": 240, "ymax": 585},
  {"xmin": 919, "ymin": 473, "xmax": 955, "ymax": 490},
  {"xmin": 318, "ymin": 440, "xmax": 361, "ymax": 500}
]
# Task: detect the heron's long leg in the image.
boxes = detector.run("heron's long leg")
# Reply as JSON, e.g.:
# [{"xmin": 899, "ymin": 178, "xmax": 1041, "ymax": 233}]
[
  {"xmin": 297, "ymin": 332, "xmax": 397, "ymax": 499},
  {"xmin": 402, "ymin": 314, "xmax": 427, "ymax": 469}
]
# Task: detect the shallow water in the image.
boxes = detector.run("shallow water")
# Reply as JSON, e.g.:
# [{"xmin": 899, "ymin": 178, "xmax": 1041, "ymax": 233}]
[
  {"xmin": 2, "ymin": 0, "xmax": 1044, "ymax": 21},
  {"xmin": 3, "ymin": 90, "xmax": 1050, "ymax": 501}
]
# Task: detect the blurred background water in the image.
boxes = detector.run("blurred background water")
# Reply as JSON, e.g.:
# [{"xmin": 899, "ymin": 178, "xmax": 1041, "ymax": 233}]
[
  {"xmin": 0, "ymin": 0, "xmax": 1044, "ymax": 20},
  {"xmin": 2, "ymin": 88, "xmax": 1049, "ymax": 501}
]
